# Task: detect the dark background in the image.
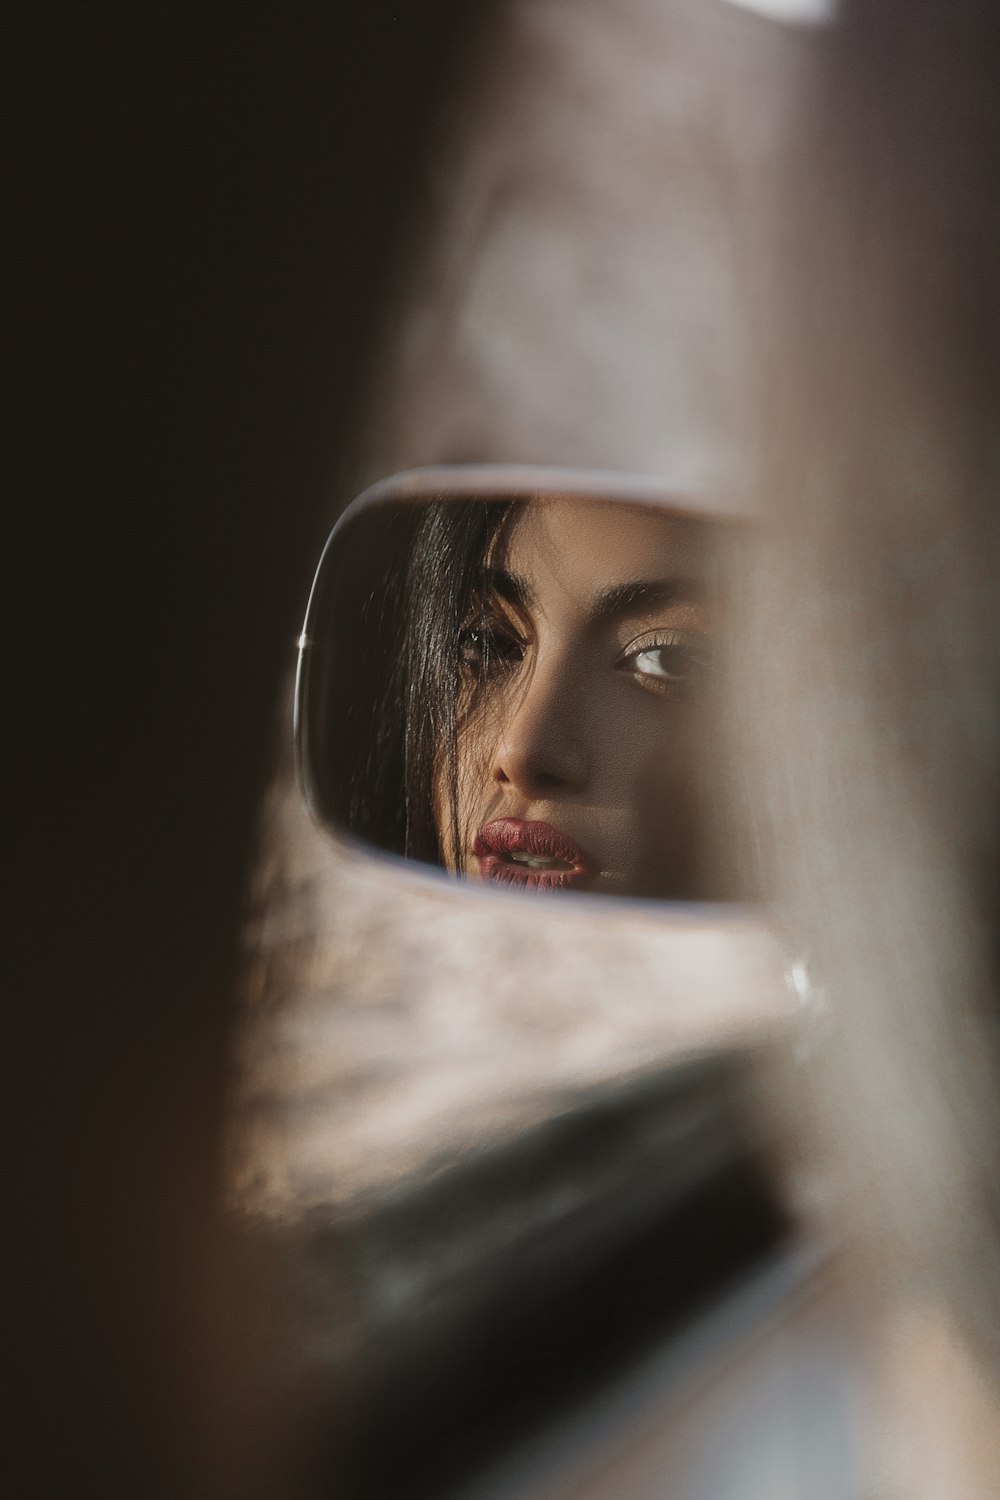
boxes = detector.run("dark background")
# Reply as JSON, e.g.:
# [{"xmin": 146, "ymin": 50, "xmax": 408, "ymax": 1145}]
[{"xmin": 8, "ymin": 6, "xmax": 489, "ymax": 1495}]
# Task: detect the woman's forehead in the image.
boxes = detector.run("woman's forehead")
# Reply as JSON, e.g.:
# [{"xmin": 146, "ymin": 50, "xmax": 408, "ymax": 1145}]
[{"xmin": 495, "ymin": 495, "xmax": 709, "ymax": 590}]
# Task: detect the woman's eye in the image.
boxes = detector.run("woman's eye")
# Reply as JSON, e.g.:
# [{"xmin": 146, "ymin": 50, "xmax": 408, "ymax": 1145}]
[
  {"xmin": 623, "ymin": 633, "xmax": 703, "ymax": 690},
  {"xmin": 458, "ymin": 624, "xmax": 524, "ymax": 674}
]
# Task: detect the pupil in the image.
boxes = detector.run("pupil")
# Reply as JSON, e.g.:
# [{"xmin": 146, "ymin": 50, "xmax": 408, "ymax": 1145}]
[{"xmin": 658, "ymin": 643, "xmax": 693, "ymax": 678}]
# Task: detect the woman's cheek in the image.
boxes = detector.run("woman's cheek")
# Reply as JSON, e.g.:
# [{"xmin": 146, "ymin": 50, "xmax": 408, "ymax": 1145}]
[
  {"xmin": 451, "ymin": 723, "xmax": 500, "ymax": 868},
  {"xmin": 611, "ymin": 703, "xmax": 703, "ymax": 896}
]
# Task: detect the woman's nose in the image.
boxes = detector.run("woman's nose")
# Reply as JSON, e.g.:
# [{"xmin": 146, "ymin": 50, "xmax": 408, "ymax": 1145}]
[{"xmin": 490, "ymin": 663, "xmax": 589, "ymax": 797}]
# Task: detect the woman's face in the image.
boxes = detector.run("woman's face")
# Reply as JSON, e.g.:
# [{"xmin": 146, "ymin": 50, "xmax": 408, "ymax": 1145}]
[{"xmin": 436, "ymin": 497, "xmax": 714, "ymax": 898}]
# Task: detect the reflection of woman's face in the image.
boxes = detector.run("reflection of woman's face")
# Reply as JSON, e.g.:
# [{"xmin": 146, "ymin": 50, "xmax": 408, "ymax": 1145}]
[{"xmin": 435, "ymin": 498, "xmax": 712, "ymax": 897}]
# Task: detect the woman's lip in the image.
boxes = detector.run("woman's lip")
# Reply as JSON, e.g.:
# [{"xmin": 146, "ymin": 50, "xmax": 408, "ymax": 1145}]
[{"xmin": 472, "ymin": 818, "xmax": 592, "ymax": 889}]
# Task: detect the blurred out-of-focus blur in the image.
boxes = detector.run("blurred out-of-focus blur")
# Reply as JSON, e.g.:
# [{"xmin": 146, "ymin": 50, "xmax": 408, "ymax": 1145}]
[{"xmin": 14, "ymin": 0, "xmax": 1000, "ymax": 1496}]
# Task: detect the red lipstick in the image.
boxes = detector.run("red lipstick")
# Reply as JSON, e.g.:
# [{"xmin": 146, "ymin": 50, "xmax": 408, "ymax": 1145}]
[{"xmin": 473, "ymin": 818, "xmax": 592, "ymax": 890}]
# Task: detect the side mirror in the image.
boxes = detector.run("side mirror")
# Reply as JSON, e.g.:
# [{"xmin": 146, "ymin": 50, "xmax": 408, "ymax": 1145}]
[{"xmin": 296, "ymin": 465, "xmax": 746, "ymax": 907}]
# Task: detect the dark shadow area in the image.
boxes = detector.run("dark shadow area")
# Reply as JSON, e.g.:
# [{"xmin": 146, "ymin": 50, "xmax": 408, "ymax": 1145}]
[
  {"xmin": 9, "ymin": 6, "xmax": 492, "ymax": 1496},
  {"xmin": 300, "ymin": 1051, "xmax": 790, "ymax": 1499}
]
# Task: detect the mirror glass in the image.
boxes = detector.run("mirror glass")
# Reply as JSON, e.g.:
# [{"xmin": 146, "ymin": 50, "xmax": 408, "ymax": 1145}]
[{"xmin": 298, "ymin": 474, "xmax": 737, "ymax": 903}]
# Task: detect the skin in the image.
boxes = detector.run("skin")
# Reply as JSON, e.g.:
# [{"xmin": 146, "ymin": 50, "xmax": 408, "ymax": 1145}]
[{"xmin": 438, "ymin": 496, "xmax": 715, "ymax": 898}]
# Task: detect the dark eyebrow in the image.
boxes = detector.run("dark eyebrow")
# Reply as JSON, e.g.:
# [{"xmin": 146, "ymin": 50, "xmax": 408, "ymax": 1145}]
[
  {"xmin": 483, "ymin": 567, "xmax": 535, "ymax": 611},
  {"xmin": 482, "ymin": 572, "xmax": 697, "ymax": 619},
  {"xmin": 592, "ymin": 579, "xmax": 688, "ymax": 618}
]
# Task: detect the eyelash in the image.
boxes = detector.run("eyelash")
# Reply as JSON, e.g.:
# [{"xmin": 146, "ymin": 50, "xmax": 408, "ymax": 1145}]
[
  {"xmin": 457, "ymin": 621, "xmax": 705, "ymax": 695},
  {"xmin": 457, "ymin": 620, "xmax": 525, "ymax": 678},
  {"xmin": 619, "ymin": 630, "xmax": 704, "ymax": 694}
]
